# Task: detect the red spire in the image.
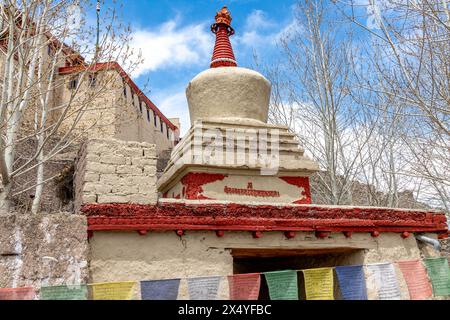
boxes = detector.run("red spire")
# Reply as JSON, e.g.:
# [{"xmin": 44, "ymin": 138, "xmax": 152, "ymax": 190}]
[{"xmin": 210, "ymin": 6, "xmax": 237, "ymax": 68}]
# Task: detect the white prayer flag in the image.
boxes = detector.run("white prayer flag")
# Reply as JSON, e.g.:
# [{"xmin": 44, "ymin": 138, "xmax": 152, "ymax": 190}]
[
  {"xmin": 187, "ymin": 276, "xmax": 221, "ymax": 300},
  {"xmin": 366, "ymin": 263, "xmax": 402, "ymax": 300}
]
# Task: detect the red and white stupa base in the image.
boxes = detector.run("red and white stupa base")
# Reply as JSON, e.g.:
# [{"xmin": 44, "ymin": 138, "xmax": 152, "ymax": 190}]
[{"xmin": 158, "ymin": 119, "xmax": 318, "ymax": 204}]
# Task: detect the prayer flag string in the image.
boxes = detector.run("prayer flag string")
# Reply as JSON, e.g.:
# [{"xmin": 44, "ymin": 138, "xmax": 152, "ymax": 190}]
[{"xmin": 1, "ymin": 258, "xmax": 449, "ymax": 300}]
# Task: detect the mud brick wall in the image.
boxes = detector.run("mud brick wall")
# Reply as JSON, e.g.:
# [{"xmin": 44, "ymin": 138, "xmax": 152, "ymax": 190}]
[
  {"xmin": 441, "ymin": 238, "xmax": 449, "ymax": 260},
  {"xmin": 74, "ymin": 138, "xmax": 158, "ymax": 213},
  {"xmin": 0, "ymin": 213, "xmax": 89, "ymax": 291}
]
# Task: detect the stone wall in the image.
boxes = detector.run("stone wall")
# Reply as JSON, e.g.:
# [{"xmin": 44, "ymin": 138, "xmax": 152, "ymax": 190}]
[
  {"xmin": 115, "ymin": 74, "xmax": 177, "ymax": 157},
  {"xmin": 56, "ymin": 70, "xmax": 118, "ymax": 141},
  {"xmin": 74, "ymin": 138, "xmax": 158, "ymax": 213},
  {"xmin": 56, "ymin": 68, "xmax": 177, "ymax": 158},
  {"xmin": 0, "ymin": 213, "xmax": 89, "ymax": 293},
  {"xmin": 364, "ymin": 233, "xmax": 441, "ymax": 300},
  {"xmin": 441, "ymin": 238, "xmax": 450, "ymax": 259}
]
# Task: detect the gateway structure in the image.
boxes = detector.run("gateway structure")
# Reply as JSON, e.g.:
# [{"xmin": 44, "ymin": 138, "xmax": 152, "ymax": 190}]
[{"xmin": 78, "ymin": 7, "xmax": 448, "ymax": 300}]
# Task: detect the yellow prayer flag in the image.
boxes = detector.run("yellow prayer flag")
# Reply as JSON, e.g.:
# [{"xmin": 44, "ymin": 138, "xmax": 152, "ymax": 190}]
[
  {"xmin": 90, "ymin": 281, "xmax": 136, "ymax": 300},
  {"xmin": 303, "ymin": 268, "xmax": 334, "ymax": 300}
]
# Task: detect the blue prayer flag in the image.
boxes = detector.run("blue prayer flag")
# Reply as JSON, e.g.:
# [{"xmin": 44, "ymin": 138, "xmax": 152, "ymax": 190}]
[
  {"xmin": 335, "ymin": 265, "xmax": 368, "ymax": 300},
  {"xmin": 140, "ymin": 279, "xmax": 181, "ymax": 300}
]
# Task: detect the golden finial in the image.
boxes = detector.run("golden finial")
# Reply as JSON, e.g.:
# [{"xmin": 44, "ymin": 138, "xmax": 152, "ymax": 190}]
[
  {"xmin": 215, "ymin": 6, "xmax": 232, "ymax": 26},
  {"xmin": 211, "ymin": 6, "xmax": 235, "ymax": 36}
]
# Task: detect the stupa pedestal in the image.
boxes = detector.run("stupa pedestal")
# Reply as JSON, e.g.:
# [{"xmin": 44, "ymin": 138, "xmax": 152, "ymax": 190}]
[
  {"xmin": 158, "ymin": 8, "xmax": 319, "ymax": 204},
  {"xmin": 158, "ymin": 118, "xmax": 319, "ymax": 203}
]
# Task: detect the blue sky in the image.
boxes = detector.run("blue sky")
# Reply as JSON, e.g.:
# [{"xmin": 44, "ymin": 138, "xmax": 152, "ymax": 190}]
[
  {"xmin": 99, "ymin": 0, "xmax": 302, "ymax": 133},
  {"xmin": 94, "ymin": 1, "xmax": 377, "ymax": 134}
]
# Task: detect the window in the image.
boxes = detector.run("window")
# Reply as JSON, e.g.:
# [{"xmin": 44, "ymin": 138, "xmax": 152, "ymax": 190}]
[
  {"xmin": 147, "ymin": 109, "xmax": 150, "ymax": 122},
  {"xmin": 167, "ymin": 127, "xmax": 170, "ymax": 139},
  {"xmin": 160, "ymin": 119, "xmax": 164, "ymax": 133},
  {"xmin": 47, "ymin": 45, "xmax": 52, "ymax": 56},
  {"xmin": 153, "ymin": 111, "xmax": 157, "ymax": 127},
  {"xmin": 89, "ymin": 74, "xmax": 97, "ymax": 87},
  {"xmin": 139, "ymin": 102, "xmax": 143, "ymax": 113},
  {"xmin": 123, "ymin": 84, "xmax": 127, "ymax": 98},
  {"xmin": 135, "ymin": 96, "xmax": 140, "ymax": 109},
  {"xmin": 68, "ymin": 77, "xmax": 78, "ymax": 90}
]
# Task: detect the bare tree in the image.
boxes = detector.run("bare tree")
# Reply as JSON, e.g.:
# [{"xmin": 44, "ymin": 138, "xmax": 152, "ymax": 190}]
[
  {"xmin": 334, "ymin": 0, "xmax": 449, "ymax": 211},
  {"xmin": 263, "ymin": 0, "xmax": 448, "ymax": 212},
  {"xmin": 0, "ymin": 0, "xmax": 142, "ymax": 213},
  {"xmin": 268, "ymin": 0, "xmax": 379, "ymax": 205}
]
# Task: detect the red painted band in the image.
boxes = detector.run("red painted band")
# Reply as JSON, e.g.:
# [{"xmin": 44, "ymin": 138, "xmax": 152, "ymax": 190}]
[{"xmin": 83, "ymin": 203, "xmax": 448, "ymax": 235}]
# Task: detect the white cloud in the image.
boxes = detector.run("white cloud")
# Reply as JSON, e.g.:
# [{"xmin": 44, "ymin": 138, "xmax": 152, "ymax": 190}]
[
  {"xmin": 130, "ymin": 19, "xmax": 212, "ymax": 77},
  {"xmin": 350, "ymin": 0, "xmax": 410, "ymax": 31},
  {"xmin": 274, "ymin": 19, "xmax": 302, "ymax": 42},
  {"xmin": 244, "ymin": 10, "xmax": 275, "ymax": 30},
  {"xmin": 237, "ymin": 10, "xmax": 275, "ymax": 46},
  {"xmin": 127, "ymin": 10, "xmax": 301, "ymax": 76},
  {"xmin": 236, "ymin": 10, "xmax": 301, "ymax": 49}
]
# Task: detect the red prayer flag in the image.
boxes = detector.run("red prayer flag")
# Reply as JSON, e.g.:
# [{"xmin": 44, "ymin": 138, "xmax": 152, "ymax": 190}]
[
  {"xmin": 397, "ymin": 260, "xmax": 433, "ymax": 300},
  {"xmin": 228, "ymin": 273, "xmax": 261, "ymax": 300},
  {"xmin": 0, "ymin": 287, "xmax": 35, "ymax": 300}
]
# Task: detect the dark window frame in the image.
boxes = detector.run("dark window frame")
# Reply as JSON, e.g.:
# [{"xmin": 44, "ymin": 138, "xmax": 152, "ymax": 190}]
[
  {"xmin": 68, "ymin": 77, "xmax": 78, "ymax": 90},
  {"xmin": 88, "ymin": 74, "xmax": 97, "ymax": 87}
]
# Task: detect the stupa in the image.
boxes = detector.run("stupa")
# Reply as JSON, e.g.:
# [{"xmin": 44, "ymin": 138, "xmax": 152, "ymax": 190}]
[{"xmin": 158, "ymin": 7, "xmax": 319, "ymax": 204}]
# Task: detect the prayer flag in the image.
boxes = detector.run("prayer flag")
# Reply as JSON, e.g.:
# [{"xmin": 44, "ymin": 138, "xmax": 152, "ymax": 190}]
[
  {"xmin": 397, "ymin": 260, "xmax": 433, "ymax": 300},
  {"xmin": 303, "ymin": 268, "xmax": 334, "ymax": 300},
  {"xmin": 140, "ymin": 279, "xmax": 180, "ymax": 300},
  {"xmin": 187, "ymin": 276, "xmax": 221, "ymax": 300},
  {"xmin": 40, "ymin": 285, "xmax": 88, "ymax": 300},
  {"xmin": 228, "ymin": 273, "xmax": 261, "ymax": 300},
  {"xmin": 91, "ymin": 281, "xmax": 136, "ymax": 300},
  {"xmin": 424, "ymin": 258, "xmax": 450, "ymax": 296},
  {"xmin": 366, "ymin": 263, "xmax": 401, "ymax": 300},
  {"xmin": 335, "ymin": 265, "xmax": 367, "ymax": 300},
  {"xmin": 264, "ymin": 270, "xmax": 298, "ymax": 300},
  {"xmin": 0, "ymin": 287, "xmax": 35, "ymax": 300}
]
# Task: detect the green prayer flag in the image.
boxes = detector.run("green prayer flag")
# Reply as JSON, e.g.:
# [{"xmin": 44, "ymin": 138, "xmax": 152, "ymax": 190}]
[
  {"xmin": 264, "ymin": 270, "xmax": 298, "ymax": 300},
  {"xmin": 40, "ymin": 285, "xmax": 88, "ymax": 300},
  {"xmin": 424, "ymin": 258, "xmax": 450, "ymax": 297}
]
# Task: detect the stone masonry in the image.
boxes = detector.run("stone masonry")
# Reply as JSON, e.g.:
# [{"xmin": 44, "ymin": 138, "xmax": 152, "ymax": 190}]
[
  {"xmin": 441, "ymin": 238, "xmax": 450, "ymax": 260},
  {"xmin": 74, "ymin": 138, "xmax": 158, "ymax": 213},
  {"xmin": 0, "ymin": 214, "xmax": 89, "ymax": 292}
]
